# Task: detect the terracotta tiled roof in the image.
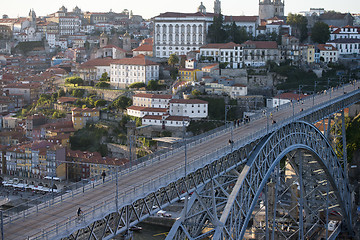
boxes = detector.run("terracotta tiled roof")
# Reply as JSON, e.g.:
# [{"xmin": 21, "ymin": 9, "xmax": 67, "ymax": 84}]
[
  {"xmin": 133, "ymin": 44, "xmax": 153, "ymax": 52},
  {"xmin": 317, "ymin": 44, "xmax": 337, "ymax": 51},
  {"xmin": 170, "ymin": 99, "xmax": 208, "ymax": 104},
  {"xmin": 133, "ymin": 93, "xmax": 172, "ymax": 99},
  {"xmin": 202, "ymin": 63, "xmax": 219, "ymax": 69},
  {"xmin": 327, "ymin": 38, "xmax": 360, "ymax": 44},
  {"xmin": 274, "ymin": 92, "xmax": 307, "ymax": 101},
  {"xmin": 200, "ymin": 42, "xmax": 241, "ymax": 49},
  {"xmin": 142, "ymin": 115, "xmax": 162, "ymax": 120},
  {"xmin": 57, "ymin": 97, "xmax": 78, "ymax": 103},
  {"xmin": 155, "ymin": 12, "xmax": 218, "ymax": 18},
  {"xmin": 111, "ymin": 54, "xmax": 159, "ymax": 66},
  {"xmin": 242, "ymin": 40, "xmax": 278, "ymax": 49},
  {"xmin": 79, "ymin": 58, "xmax": 120, "ymax": 69},
  {"xmin": 166, "ymin": 116, "xmax": 190, "ymax": 121},
  {"xmin": 127, "ymin": 106, "xmax": 168, "ymax": 112},
  {"xmin": 224, "ymin": 16, "xmax": 258, "ymax": 22}
]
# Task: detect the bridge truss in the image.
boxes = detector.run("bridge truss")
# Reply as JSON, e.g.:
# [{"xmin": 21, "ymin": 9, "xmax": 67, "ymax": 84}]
[
  {"xmin": 55, "ymin": 88, "xmax": 359, "ymax": 240},
  {"xmin": 166, "ymin": 121, "xmax": 352, "ymax": 240}
]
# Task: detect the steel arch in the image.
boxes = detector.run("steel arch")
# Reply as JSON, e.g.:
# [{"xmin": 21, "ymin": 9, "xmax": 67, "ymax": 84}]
[{"xmin": 212, "ymin": 120, "xmax": 352, "ymax": 239}]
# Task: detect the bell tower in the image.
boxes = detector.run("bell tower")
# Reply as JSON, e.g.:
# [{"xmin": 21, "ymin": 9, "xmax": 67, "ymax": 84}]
[{"xmin": 214, "ymin": 0, "xmax": 221, "ymax": 14}]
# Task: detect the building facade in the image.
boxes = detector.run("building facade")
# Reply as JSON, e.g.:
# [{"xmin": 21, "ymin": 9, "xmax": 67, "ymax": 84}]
[
  {"xmin": 199, "ymin": 42, "xmax": 243, "ymax": 68},
  {"xmin": 110, "ymin": 55, "xmax": 160, "ymax": 88}
]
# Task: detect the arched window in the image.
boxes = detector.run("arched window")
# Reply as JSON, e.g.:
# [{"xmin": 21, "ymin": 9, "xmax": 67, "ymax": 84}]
[
  {"xmin": 162, "ymin": 24, "xmax": 167, "ymax": 33},
  {"xmin": 156, "ymin": 24, "xmax": 160, "ymax": 33},
  {"xmin": 192, "ymin": 24, "xmax": 197, "ymax": 34},
  {"xmin": 181, "ymin": 25, "xmax": 185, "ymax": 33}
]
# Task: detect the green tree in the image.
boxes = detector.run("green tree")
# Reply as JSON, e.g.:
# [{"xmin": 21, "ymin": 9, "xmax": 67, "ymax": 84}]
[
  {"xmin": 168, "ymin": 53, "xmax": 179, "ymax": 67},
  {"xmin": 147, "ymin": 80, "xmax": 160, "ymax": 90},
  {"xmin": 129, "ymin": 82, "xmax": 146, "ymax": 89},
  {"xmin": 192, "ymin": 89, "xmax": 201, "ymax": 96},
  {"xmin": 58, "ymin": 89, "xmax": 65, "ymax": 97},
  {"xmin": 71, "ymin": 89, "xmax": 85, "ymax": 98},
  {"xmin": 207, "ymin": 13, "xmax": 227, "ymax": 43},
  {"xmin": 311, "ymin": 21, "xmax": 330, "ymax": 44},
  {"xmin": 170, "ymin": 68, "xmax": 178, "ymax": 81},
  {"xmin": 225, "ymin": 22, "xmax": 251, "ymax": 44},
  {"xmin": 99, "ymin": 72, "xmax": 110, "ymax": 82},
  {"xmin": 94, "ymin": 99, "xmax": 107, "ymax": 107},
  {"xmin": 113, "ymin": 96, "xmax": 132, "ymax": 110},
  {"xmin": 95, "ymin": 81, "xmax": 110, "ymax": 88},
  {"xmin": 286, "ymin": 13, "xmax": 308, "ymax": 42},
  {"xmin": 65, "ymin": 76, "xmax": 84, "ymax": 86}
]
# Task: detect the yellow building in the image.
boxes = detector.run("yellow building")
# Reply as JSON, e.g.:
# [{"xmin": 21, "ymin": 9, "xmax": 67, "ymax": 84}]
[
  {"xmin": 72, "ymin": 108, "xmax": 100, "ymax": 130},
  {"xmin": 307, "ymin": 45, "xmax": 315, "ymax": 64},
  {"xmin": 178, "ymin": 68, "xmax": 200, "ymax": 82}
]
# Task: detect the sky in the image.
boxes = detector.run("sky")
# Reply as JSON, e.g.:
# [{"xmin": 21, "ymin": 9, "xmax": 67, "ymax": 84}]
[{"xmin": 1, "ymin": 0, "xmax": 359, "ymax": 20}]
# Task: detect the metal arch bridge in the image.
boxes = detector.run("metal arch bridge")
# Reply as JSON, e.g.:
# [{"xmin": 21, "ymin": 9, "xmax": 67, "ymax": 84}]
[{"xmin": 2, "ymin": 82, "xmax": 360, "ymax": 239}]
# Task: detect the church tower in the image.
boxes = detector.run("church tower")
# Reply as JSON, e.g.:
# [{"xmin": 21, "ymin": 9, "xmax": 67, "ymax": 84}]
[
  {"xmin": 122, "ymin": 31, "xmax": 131, "ymax": 52},
  {"xmin": 273, "ymin": 0, "xmax": 284, "ymax": 17},
  {"xmin": 259, "ymin": 0, "xmax": 284, "ymax": 20},
  {"xmin": 99, "ymin": 32, "xmax": 109, "ymax": 48},
  {"xmin": 198, "ymin": 2, "xmax": 206, "ymax": 14},
  {"xmin": 28, "ymin": 9, "xmax": 36, "ymax": 28},
  {"xmin": 214, "ymin": 0, "xmax": 221, "ymax": 14}
]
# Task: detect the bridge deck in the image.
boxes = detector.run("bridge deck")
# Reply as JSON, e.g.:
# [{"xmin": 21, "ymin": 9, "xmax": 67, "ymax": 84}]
[{"xmin": 4, "ymin": 82, "xmax": 359, "ymax": 239}]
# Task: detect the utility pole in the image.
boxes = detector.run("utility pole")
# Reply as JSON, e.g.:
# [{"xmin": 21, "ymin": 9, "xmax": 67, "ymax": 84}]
[
  {"xmin": 313, "ymin": 81, "xmax": 317, "ymax": 106},
  {"xmin": 1, "ymin": 210, "xmax": 3, "ymax": 240},
  {"xmin": 183, "ymin": 120, "xmax": 187, "ymax": 178}
]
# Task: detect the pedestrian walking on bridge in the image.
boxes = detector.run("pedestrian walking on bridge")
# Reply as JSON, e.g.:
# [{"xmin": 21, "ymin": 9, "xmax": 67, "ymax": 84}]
[{"xmin": 102, "ymin": 170, "xmax": 106, "ymax": 183}]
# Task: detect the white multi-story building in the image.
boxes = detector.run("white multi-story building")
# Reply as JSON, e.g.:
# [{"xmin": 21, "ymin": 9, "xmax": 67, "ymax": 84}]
[
  {"xmin": 329, "ymin": 26, "xmax": 360, "ymax": 41},
  {"xmin": 327, "ymin": 38, "xmax": 360, "ymax": 55},
  {"xmin": 242, "ymin": 40, "xmax": 280, "ymax": 67},
  {"xmin": 132, "ymin": 93, "xmax": 172, "ymax": 108},
  {"xmin": 110, "ymin": 55, "xmax": 160, "ymax": 88},
  {"xmin": 205, "ymin": 78, "xmax": 247, "ymax": 98},
  {"xmin": 317, "ymin": 44, "xmax": 338, "ymax": 63},
  {"xmin": 142, "ymin": 115, "xmax": 190, "ymax": 127},
  {"xmin": 169, "ymin": 99, "xmax": 208, "ymax": 119},
  {"xmin": 59, "ymin": 16, "xmax": 81, "ymax": 35},
  {"xmin": 199, "ymin": 42, "xmax": 243, "ymax": 68},
  {"xmin": 127, "ymin": 106, "xmax": 168, "ymax": 118},
  {"xmin": 153, "ymin": 11, "xmax": 214, "ymax": 58}
]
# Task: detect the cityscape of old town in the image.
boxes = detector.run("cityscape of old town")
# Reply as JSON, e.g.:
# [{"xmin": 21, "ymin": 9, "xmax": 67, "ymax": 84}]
[{"xmin": 1, "ymin": 0, "xmax": 360, "ymax": 239}]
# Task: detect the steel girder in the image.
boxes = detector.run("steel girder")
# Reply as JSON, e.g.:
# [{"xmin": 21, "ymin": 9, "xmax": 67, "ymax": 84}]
[
  {"xmin": 166, "ymin": 121, "xmax": 352, "ymax": 240},
  {"xmin": 61, "ymin": 141, "xmax": 259, "ymax": 240},
  {"xmin": 60, "ymin": 90, "xmax": 360, "ymax": 240}
]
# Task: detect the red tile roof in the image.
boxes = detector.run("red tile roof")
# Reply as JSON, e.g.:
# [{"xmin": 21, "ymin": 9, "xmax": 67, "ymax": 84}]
[
  {"xmin": 133, "ymin": 44, "xmax": 153, "ymax": 52},
  {"xmin": 274, "ymin": 92, "xmax": 307, "ymax": 101},
  {"xmin": 57, "ymin": 97, "xmax": 78, "ymax": 103},
  {"xmin": 170, "ymin": 99, "xmax": 208, "ymax": 104},
  {"xmin": 133, "ymin": 93, "xmax": 172, "ymax": 99},
  {"xmin": 242, "ymin": 40, "xmax": 278, "ymax": 49},
  {"xmin": 111, "ymin": 55, "xmax": 159, "ymax": 66},
  {"xmin": 142, "ymin": 115, "xmax": 163, "ymax": 120},
  {"xmin": 127, "ymin": 106, "xmax": 168, "ymax": 112},
  {"xmin": 79, "ymin": 58, "xmax": 120, "ymax": 69},
  {"xmin": 155, "ymin": 12, "xmax": 218, "ymax": 18},
  {"xmin": 224, "ymin": 16, "xmax": 258, "ymax": 22},
  {"xmin": 200, "ymin": 42, "xmax": 241, "ymax": 49},
  {"xmin": 166, "ymin": 116, "xmax": 190, "ymax": 121},
  {"xmin": 317, "ymin": 44, "xmax": 337, "ymax": 51}
]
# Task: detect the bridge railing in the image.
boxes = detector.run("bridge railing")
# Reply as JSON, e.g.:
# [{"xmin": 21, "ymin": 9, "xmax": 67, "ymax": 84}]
[{"xmin": 6, "ymin": 81, "xmax": 360, "ymax": 239}]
